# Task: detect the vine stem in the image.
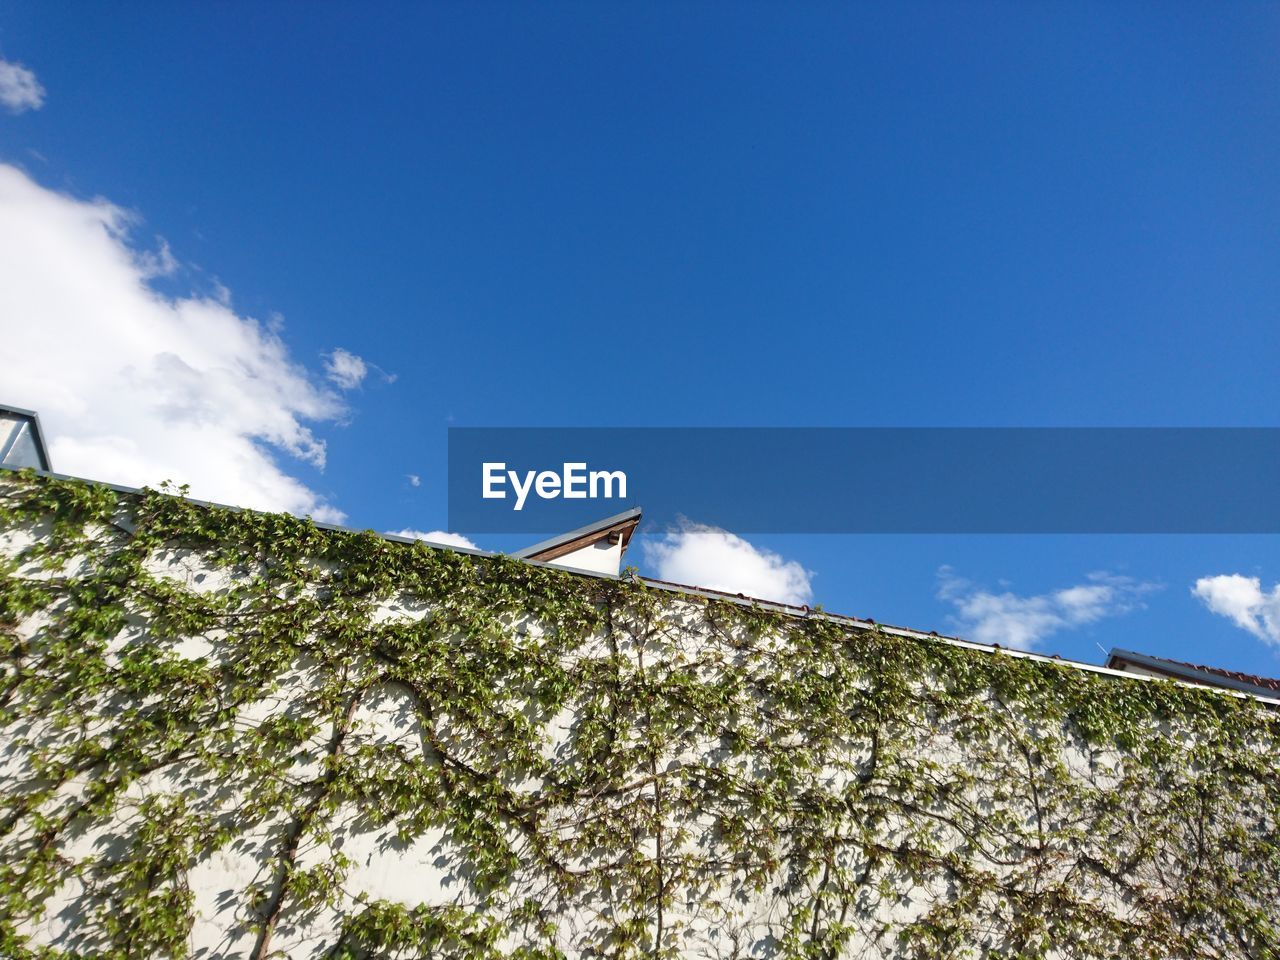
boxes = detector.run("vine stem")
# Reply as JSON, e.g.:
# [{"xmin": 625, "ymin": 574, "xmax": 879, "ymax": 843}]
[
  {"xmin": 637, "ymin": 632, "xmax": 665, "ymax": 959},
  {"xmin": 250, "ymin": 689, "xmax": 360, "ymax": 960}
]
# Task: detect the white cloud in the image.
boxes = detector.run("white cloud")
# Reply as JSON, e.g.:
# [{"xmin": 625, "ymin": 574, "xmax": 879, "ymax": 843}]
[
  {"xmin": 1193, "ymin": 574, "xmax": 1280, "ymax": 646},
  {"xmin": 0, "ymin": 59, "xmax": 44, "ymax": 113},
  {"xmin": 324, "ymin": 348, "xmax": 368, "ymax": 390},
  {"xmin": 389, "ymin": 529, "xmax": 478, "ymax": 550},
  {"xmin": 406, "ymin": 474, "xmax": 421, "ymax": 487},
  {"xmin": 0, "ymin": 163, "xmax": 347, "ymax": 521},
  {"xmin": 937, "ymin": 567, "xmax": 1157, "ymax": 650},
  {"xmin": 134, "ymin": 237, "xmax": 178, "ymax": 279},
  {"xmin": 642, "ymin": 522, "xmax": 813, "ymax": 606}
]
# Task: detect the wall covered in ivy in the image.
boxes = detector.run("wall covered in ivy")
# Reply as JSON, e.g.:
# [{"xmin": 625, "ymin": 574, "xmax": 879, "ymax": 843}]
[{"xmin": 0, "ymin": 471, "xmax": 1277, "ymax": 959}]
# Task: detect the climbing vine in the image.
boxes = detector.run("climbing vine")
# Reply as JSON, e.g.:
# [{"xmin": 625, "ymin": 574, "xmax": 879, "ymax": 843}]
[{"xmin": 0, "ymin": 470, "xmax": 1277, "ymax": 959}]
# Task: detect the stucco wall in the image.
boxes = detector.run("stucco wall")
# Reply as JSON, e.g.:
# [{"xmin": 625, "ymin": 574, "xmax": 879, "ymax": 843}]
[{"xmin": 1, "ymin": 473, "xmax": 1277, "ymax": 959}]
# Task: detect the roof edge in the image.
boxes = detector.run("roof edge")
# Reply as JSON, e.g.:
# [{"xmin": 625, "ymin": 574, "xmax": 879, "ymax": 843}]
[
  {"xmin": 510, "ymin": 507, "xmax": 642, "ymax": 561},
  {"xmin": 3, "ymin": 465, "xmax": 1277, "ymax": 707},
  {"xmin": 1107, "ymin": 647, "xmax": 1280, "ymax": 699}
]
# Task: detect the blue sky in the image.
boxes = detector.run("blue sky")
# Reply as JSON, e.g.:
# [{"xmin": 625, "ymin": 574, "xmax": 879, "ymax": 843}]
[{"xmin": 2, "ymin": 3, "xmax": 1279, "ymax": 674}]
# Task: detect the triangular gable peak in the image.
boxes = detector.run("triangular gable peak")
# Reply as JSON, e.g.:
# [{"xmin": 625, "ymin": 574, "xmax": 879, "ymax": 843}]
[{"xmin": 511, "ymin": 507, "xmax": 641, "ymax": 576}]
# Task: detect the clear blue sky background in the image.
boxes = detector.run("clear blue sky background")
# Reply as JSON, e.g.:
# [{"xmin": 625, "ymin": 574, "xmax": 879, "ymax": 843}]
[{"xmin": 3, "ymin": 3, "xmax": 1279, "ymax": 674}]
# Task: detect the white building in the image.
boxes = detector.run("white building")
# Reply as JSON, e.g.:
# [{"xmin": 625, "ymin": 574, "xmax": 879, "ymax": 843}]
[{"xmin": 0, "ymin": 406, "xmax": 1276, "ymax": 959}]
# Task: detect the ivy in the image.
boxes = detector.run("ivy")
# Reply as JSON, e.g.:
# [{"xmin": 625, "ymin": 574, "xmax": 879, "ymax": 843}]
[{"xmin": 0, "ymin": 469, "xmax": 1277, "ymax": 959}]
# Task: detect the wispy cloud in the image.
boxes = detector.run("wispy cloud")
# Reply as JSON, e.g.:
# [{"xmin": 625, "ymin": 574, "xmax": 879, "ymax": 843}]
[
  {"xmin": 937, "ymin": 567, "xmax": 1158, "ymax": 650},
  {"xmin": 324, "ymin": 348, "xmax": 368, "ymax": 390},
  {"xmin": 0, "ymin": 163, "xmax": 346, "ymax": 521},
  {"xmin": 389, "ymin": 529, "xmax": 478, "ymax": 550},
  {"xmin": 406, "ymin": 474, "xmax": 421, "ymax": 488},
  {"xmin": 0, "ymin": 59, "xmax": 44, "ymax": 114},
  {"xmin": 1193, "ymin": 574, "xmax": 1280, "ymax": 646},
  {"xmin": 642, "ymin": 522, "xmax": 813, "ymax": 606},
  {"xmin": 134, "ymin": 237, "xmax": 178, "ymax": 279}
]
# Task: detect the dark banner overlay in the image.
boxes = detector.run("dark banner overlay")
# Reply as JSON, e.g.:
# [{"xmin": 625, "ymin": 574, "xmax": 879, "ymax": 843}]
[{"xmin": 447, "ymin": 428, "xmax": 1280, "ymax": 534}]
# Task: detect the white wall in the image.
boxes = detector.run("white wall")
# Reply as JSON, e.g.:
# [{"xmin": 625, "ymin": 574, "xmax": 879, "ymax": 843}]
[{"xmin": 1, "ymin": 486, "xmax": 1275, "ymax": 959}]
